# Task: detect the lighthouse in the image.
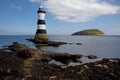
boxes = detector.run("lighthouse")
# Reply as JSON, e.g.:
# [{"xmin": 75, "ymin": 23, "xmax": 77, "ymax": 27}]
[{"xmin": 34, "ymin": 5, "xmax": 48, "ymax": 41}]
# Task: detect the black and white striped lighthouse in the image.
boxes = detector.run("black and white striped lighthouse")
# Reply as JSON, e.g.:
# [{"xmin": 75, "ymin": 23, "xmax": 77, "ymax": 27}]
[{"xmin": 34, "ymin": 5, "xmax": 48, "ymax": 41}]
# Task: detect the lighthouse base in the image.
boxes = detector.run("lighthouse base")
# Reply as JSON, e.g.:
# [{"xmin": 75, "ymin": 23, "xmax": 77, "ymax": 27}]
[
  {"xmin": 26, "ymin": 38, "xmax": 67, "ymax": 47},
  {"xmin": 34, "ymin": 34, "xmax": 48, "ymax": 41}
]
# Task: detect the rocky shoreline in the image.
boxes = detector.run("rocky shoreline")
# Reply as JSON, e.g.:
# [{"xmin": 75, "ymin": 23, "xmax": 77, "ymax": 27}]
[{"xmin": 0, "ymin": 42, "xmax": 120, "ymax": 80}]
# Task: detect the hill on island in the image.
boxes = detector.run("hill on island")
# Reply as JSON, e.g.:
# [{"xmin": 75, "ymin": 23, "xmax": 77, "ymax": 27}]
[{"xmin": 72, "ymin": 29, "xmax": 104, "ymax": 36}]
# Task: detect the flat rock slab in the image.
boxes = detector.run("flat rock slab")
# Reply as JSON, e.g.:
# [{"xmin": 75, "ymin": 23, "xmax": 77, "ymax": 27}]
[{"xmin": 26, "ymin": 38, "xmax": 67, "ymax": 47}]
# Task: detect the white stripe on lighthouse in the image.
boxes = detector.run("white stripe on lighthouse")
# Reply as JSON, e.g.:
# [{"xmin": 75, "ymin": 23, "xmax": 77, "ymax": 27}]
[
  {"xmin": 38, "ymin": 13, "xmax": 45, "ymax": 20},
  {"xmin": 37, "ymin": 25, "xmax": 46, "ymax": 29}
]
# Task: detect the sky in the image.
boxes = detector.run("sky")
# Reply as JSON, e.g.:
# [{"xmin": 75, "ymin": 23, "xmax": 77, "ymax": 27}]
[{"xmin": 0, "ymin": 0, "xmax": 120, "ymax": 35}]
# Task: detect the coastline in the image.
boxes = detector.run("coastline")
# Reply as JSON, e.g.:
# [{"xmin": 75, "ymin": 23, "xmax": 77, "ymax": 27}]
[{"xmin": 0, "ymin": 42, "xmax": 120, "ymax": 80}]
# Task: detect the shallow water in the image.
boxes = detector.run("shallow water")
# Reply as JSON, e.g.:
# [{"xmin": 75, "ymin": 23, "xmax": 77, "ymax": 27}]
[
  {"xmin": 46, "ymin": 35, "xmax": 120, "ymax": 58},
  {"xmin": 0, "ymin": 35, "xmax": 120, "ymax": 58}
]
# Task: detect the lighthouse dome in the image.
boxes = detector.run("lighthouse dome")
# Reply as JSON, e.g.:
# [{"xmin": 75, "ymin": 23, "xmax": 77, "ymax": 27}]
[
  {"xmin": 38, "ymin": 5, "xmax": 45, "ymax": 13},
  {"xmin": 40, "ymin": 5, "xmax": 43, "ymax": 9}
]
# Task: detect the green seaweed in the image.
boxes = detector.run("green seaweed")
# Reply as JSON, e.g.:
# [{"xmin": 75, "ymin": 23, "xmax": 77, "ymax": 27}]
[{"xmin": 34, "ymin": 35, "xmax": 48, "ymax": 41}]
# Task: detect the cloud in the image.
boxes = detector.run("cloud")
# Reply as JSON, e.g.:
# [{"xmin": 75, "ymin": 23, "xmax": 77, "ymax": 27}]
[
  {"xmin": 10, "ymin": 4, "xmax": 22, "ymax": 10},
  {"xmin": 44, "ymin": 0, "xmax": 120, "ymax": 23},
  {"xmin": 28, "ymin": 0, "xmax": 120, "ymax": 23}
]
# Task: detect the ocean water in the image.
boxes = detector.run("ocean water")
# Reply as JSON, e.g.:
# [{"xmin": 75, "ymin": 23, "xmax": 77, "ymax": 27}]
[
  {"xmin": 0, "ymin": 35, "xmax": 34, "ymax": 48},
  {"xmin": 0, "ymin": 35, "xmax": 120, "ymax": 58}
]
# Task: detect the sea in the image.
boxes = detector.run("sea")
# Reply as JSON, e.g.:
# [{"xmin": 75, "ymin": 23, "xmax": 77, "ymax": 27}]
[{"xmin": 0, "ymin": 35, "xmax": 120, "ymax": 58}]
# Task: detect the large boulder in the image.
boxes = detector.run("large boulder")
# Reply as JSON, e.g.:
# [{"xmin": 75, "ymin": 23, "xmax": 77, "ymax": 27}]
[
  {"xmin": 87, "ymin": 55, "xmax": 98, "ymax": 59},
  {"xmin": 17, "ymin": 49, "xmax": 33, "ymax": 58},
  {"xmin": 50, "ymin": 53, "xmax": 83, "ymax": 64}
]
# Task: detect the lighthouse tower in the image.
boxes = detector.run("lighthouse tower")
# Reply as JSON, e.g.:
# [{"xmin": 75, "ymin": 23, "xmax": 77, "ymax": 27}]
[{"xmin": 34, "ymin": 5, "xmax": 48, "ymax": 41}]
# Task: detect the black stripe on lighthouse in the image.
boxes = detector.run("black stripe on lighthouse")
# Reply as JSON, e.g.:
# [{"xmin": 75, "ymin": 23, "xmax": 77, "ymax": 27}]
[
  {"xmin": 37, "ymin": 8, "xmax": 45, "ymax": 13},
  {"xmin": 36, "ymin": 29, "xmax": 47, "ymax": 34},
  {"xmin": 37, "ymin": 20, "xmax": 45, "ymax": 24}
]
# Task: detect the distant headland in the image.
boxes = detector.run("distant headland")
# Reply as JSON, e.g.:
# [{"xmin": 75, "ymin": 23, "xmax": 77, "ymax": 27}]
[{"xmin": 72, "ymin": 29, "xmax": 104, "ymax": 36}]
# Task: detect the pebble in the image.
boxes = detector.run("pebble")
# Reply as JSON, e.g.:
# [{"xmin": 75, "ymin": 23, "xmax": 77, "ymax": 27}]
[
  {"xmin": 49, "ymin": 76, "xmax": 57, "ymax": 80},
  {"xmin": 95, "ymin": 64, "xmax": 103, "ymax": 67},
  {"xmin": 103, "ymin": 65, "xmax": 109, "ymax": 68},
  {"xmin": 108, "ymin": 59, "xmax": 118, "ymax": 63},
  {"xmin": 83, "ymin": 65, "xmax": 89, "ymax": 69}
]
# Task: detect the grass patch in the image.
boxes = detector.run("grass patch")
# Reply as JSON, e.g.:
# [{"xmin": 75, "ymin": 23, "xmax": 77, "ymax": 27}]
[
  {"xmin": 33, "ymin": 51, "xmax": 42, "ymax": 58},
  {"xmin": 24, "ymin": 58, "xmax": 33, "ymax": 67}
]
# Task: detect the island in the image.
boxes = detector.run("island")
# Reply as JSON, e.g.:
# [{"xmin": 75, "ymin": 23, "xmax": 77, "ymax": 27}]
[{"xmin": 72, "ymin": 29, "xmax": 104, "ymax": 36}]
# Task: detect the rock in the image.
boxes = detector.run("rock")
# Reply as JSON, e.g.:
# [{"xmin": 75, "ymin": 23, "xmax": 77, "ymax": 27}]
[
  {"xmin": 70, "ymin": 54, "xmax": 83, "ymax": 62},
  {"xmin": 50, "ymin": 53, "xmax": 83, "ymax": 64},
  {"xmin": 77, "ymin": 59, "xmax": 82, "ymax": 63},
  {"xmin": 17, "ymin": 49, "xmax": 33, "ymax": 58},
  {"xmin": 95, "ymin": 64, "xmax": 103, "ymax": 67},
  {"xmin": 108, "ymin": 59, "xmax": 119, "ymax": 63},
  {"xmin": 87, "ymin": 55, "xmax": 98, "ymax": 59},
  {"xmin": 83, "ymin": 65, "xmax": 89, "ymax": 69},
  {"xmin": 69, "ymin": 43, "xmax": 74, "ymax": 45},
  {"xmin": 26, "ymin": 39, "xmax": 67, "ymax": 47},
  {"xmin": 49, "ymin": 76, "xmax": 57, "ymax": 80},
  {"xmin": 51, "ymin": 53, "xmax": 71, "ymax": 64},
  {"xmin": 95, "ymin": 64, "xmax": 108, "ymax": 68},
  {"xmin": 26, "ymin": 39, "xmax": 42, "ymax": 43},
  {"xmin": 76, "ymin": 43, "xmax": 82, "ymax": 45},
  {"xmin": 47, "ymin": 41, "xmax": 67, "ymax": 47},
  {"xmin": 103, "ymin": 65, "xmax": 109, "ymax": 68},
  {"xmin": 70, "ymin": 54, "xmax": 83, "ymax": 59},
  {"xmin": 8, "ymin": 42, "xmax": 28, "ymax": 52},
  {"xmin": 109, "ymin": 73, "xmax": 114, "ymax": 76},
  {"xmin": 13, "ymin": 42, "xmax": 19, "ymax": 45}
]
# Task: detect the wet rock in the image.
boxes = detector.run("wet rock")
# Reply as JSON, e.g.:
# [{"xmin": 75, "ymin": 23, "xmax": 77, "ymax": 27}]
[
  {"xmin": 69, "ymin": 43, "xmax": 74, "ymax": 45},
  {"xmin": 77, "ymin": 59, "xmax": 82, "ymax": 63},
  {"xmin": 8, "ymin": 42, "xmax": 28, "ymax": 52},
  {"xmin": 26, "ymin": 39, "xmax": 67, "ymax": 47},
  {"xmin": 50, "ymin": 53, "xmax": 83, "ymax": 64},
  {"xmin": 83, "ymin": 65, "xmax": 89, "ymax": 69},
  {"xmin": 102, "ymin": 58, "xmax": 119, "ymax": 64},
  {"xmin": 47, "ymin": 41, "xmax": 67, "ymax": 47},
  {"xmin": 17, "ymin": 49, "xmax": 33, "ymax": 58},
  {"xmin": 95, "ymin": 64, "xmax": 103, "ymax": 67},
  {"xmin": 51, "ymin": 54, "xmax": 71, "ymax": 64},
  {"xmin": 49, "ymin": 76, "xmax": 57, "ymax": 80},
  {"xmin": 26, "ymin": 39, "xmax": 42, "ymax": 43},
  {"xmin": 108, "ymin": 59, "xmax": 119, "ymax": 63},
  {"xmin": 76, "ymin": 43, "xmax": 82, "ymax": 45},
  {"xmin": 70, "ymin": 54, "xmax": 83, "ymax": 62},
  {"xmin": 103, "ymin": 65, "xmax": 109, "ymax": 68},
  {"xmin": 70, "ymin": 54, "xmax": 83, "ymax": 59},
  {"xmin": 95, "ymin": 64, "xmax": 108, "ymax": 69},
  {"xmin": 87, "ymin": 55, "xmax": 98, "ymax": 59}
]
